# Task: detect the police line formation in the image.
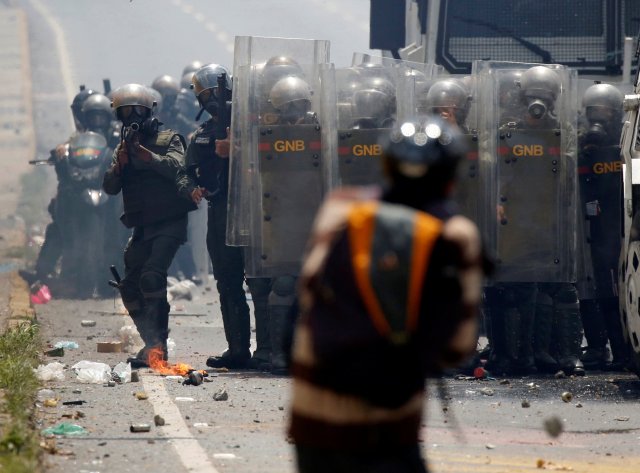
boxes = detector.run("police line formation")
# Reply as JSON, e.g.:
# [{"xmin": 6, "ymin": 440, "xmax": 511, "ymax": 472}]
[{"xmin": 22, "ymin": 36, "xmax": 629, "ymax": 378}]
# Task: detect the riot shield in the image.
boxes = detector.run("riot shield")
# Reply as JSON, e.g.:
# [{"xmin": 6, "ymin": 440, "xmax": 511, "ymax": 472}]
[
  {"xmin": 227, "ymin": 36, "xmax": 330, "ymax": 248},
  {"xmin": 579, "ymin": 145, "xmax": 623, "ymax": 297},
  {"xmin": 454, "ymin": 133, "xmax": 481, "ymax": 223},
  {"xmin": 227, "ymin": 36, "xmax": 330, "ymax": 277},
  {"xmin": 477, "ymin": 62, "xmax": 577, "ymax": 283},
  {"xmin": 324, "ymin": 56, "xmax": 437, "ymax": 188}
]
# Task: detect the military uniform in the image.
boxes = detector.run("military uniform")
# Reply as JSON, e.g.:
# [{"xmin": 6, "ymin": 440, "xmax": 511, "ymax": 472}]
[
  {"xmin": 178, "ymin": 117, "xmax": 270, "ymax": 369},
  {"xmin": 103, "ymin": 129, "xmax": 195, "ymax": 365}
]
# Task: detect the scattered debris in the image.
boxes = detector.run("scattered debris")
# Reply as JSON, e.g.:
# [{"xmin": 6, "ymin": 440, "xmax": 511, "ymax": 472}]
[
  {"xmin": 213, "ymin": 389, "xmax": 228, "ymax": 401},
  {"xmin": 479, "ymin": 387, "xmax": 494, "ymax": 396},
  {"xmin": 43, "ymin": 398, "xmax": 58, "ymax": 407},
  {"xmin": 575, "ymin": 403, "xmax": 583, "ymax": 408},
  {"xmin": 135, "ymin": 391, "xmax": 148, "ymax": 400},
  {"xmin": 154, "ymin": 415, "xmax": 165, "ymax": 426},
  {"xmin": 130, "ymin": 370, "xmax": 140, "ymax": 383},
  {"xmin": 521, "ymin": 399, "xmax": 531, "ymax": 408},
  {"xmin": 34, "ymin": 362, "xmax": 65, "ymax": 381},
  {"xmin": 499, "ymin": 379, "xmax": 510, "ymax": 385},
  {"xmin": 615, "ymin": 416, "xmax": 630, "ymax": 422},
  {"xmin": 473, "ymin": 367, "xmax": 488, "ymax": 379},
  {"xmin": 119, "ymin": 325, "xmax": 144, "ymax": 353},
  {"xmin": 543, "ymin": 416, "xmax": 564, "ymax": 438},
  {"xmin": 41, "ymin": 422, "xmax": 87, "ymax": 437},
  {"xmin": 561, "ymin": 391, "xmax": 573, "ymax": 403},
  {"xmin": 554, "ymin": 370, "xmax": 567, "ymax": 379},
  {"xmin": 193, "ymin": 422, "xmax": 208, "ymax": 428},
  {"xmin": 213, "ymin": 453, "xmax": 237, "ymax": 460},
  {"xmin": 536, "ymin": 459, "xmax": 574, "ymax": 470},
  {"xmin": 112, "ymin": 361, "xmax": 132, "ymax": 383},
  {"xmin": 45, "ymin": 347, "xmax": 64, "ymax": 357},
  {"xmin": 81, "ymin": 320, "xmax": 96, "ymax": 327},
  {"xmin": 183, "ymin": 371, "xmax": 203, "ymax": 386},
  {"xmin": 130, "ymin": 424, "xmax": 151, "ymax": 433},
  {"xmin": 54, "ymin": 340, "xmax": 79, "ymax": 349},
  {"xmin": 97, "ymin": 341, "xmax": 123, "ymax": 353},
  {"xmin": 72, "ymin": 361, "xmax": 112, "ymax": 384},
  {"xmin": 485, "ymin": 444, "xmax": 496, "ymax": 449},
  {"xmin": 175, "ymin": 397, "xmax": 195, "ymax": 402},
  {"xmin": 62, "ymin": 400, "xmax": 86, "ymax": 406}
]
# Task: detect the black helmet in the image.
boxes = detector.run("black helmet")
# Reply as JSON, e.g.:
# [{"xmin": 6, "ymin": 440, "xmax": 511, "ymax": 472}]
[
  {"xmin": 71, "ymin": 87, "xmax": 97, "ymax": 131},
  {"xmin": 81, "ymin": 93, "xmax": 113, "ymax": 134},
  {"xmin": 425, "ymin": 79, "xmax": 471, "ymax": 127},
  {"xmin": 382, "ymin": 116, "xmax": 466, "ymax": 185},
  {"xmin": 581, "ymin": 83, "xmax": 624, "ymax": 144}
]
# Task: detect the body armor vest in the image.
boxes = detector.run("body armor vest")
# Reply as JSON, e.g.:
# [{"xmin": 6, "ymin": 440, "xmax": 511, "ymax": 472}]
[
  {"xmin": 191, "ymin": 119, "xmax": 228, "ymax": 198},
  {"xmin": 121, "ymin": 130, "xmax": 196, "ymax": 228}
]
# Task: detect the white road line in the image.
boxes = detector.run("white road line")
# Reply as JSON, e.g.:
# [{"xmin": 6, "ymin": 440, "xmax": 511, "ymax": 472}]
[
  {"xmin": 142, "ymin": 374, "xmax": 221, "ymax": 473},
  {"xmin": 28, "ymin": 0, "xmax": 75, "ymax": 130}
]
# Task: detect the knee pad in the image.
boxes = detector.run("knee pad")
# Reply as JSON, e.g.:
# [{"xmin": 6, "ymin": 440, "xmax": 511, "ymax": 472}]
[
  {"xmin": 139, "ymin": 271, "xmax": 166, "ymax": 297},
  {"xmin": 271, "ymin": 276, "xmax": 296, "ymax": 297}
]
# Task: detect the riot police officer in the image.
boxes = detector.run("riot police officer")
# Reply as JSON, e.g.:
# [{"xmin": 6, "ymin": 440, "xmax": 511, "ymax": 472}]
[
  {"xmin": 177, "ymin": 64, "xmax": 270, "ymax": 370},
  {"xmin": 103, "ymin": 83, "xmax": 196, "ymax": 368},
  {"xmin": 21, "ymin": 87, "xmax": 98, "ymax": 290},
  {"xmin": 578, "ymin": 83, "xmax": 628, "ymax": 370},
  {"xmin": 520, "ymin": 66, "xmax": 584, "ymax": 375},
  {"xmin": 425, "ymin": 78, "xmax": 471, "ymax": 131},
  {"xmin": 81, "ymin": 93, "xmax": 120, "ymax": 148},
  {"xmin": 151, "ymin": 74, "xmax": 180, "ymax": 127}
]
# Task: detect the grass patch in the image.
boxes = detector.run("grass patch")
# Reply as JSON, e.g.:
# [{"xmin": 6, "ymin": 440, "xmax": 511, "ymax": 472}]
[{"xmin": 0, "ymin": 322, "xmax": 43, "ymax": 471}]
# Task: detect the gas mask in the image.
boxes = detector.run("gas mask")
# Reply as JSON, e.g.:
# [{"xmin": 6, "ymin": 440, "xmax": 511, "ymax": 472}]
[{"xmin": 526, "ymin": 96, "xmax": 549, "ymax": 120}]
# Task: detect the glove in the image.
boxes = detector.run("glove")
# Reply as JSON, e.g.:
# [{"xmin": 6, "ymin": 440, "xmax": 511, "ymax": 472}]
[{"xmin": 116, "ymin": 145, "xmax": 129, "ymax": 173}]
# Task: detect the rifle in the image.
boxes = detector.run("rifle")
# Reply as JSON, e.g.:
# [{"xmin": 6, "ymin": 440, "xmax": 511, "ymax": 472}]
[
  {"xmin": 215, "ymin": 72, "xmax": 229, "ymax": 140},
  {"xmin": 122, "ymin": 122, "xmax": 140, "ymax": 144},
  {"xmin": 28, "ymin": 158, "xmax": 54, "ymax": 166}
]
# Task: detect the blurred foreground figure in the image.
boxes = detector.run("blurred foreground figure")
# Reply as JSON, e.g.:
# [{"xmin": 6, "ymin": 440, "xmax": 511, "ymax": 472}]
[{"xmin": 289, "ymin": 117, "xmax": 487, "ymax": 473}]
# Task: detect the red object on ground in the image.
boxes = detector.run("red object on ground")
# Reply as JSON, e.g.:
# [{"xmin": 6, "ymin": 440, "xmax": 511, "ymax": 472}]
[
  {"xmin": 30, "ymin": 284, "xmax": 52, "ymax": 304},
  {"xmin": 473, "ymin": 366, "xmax": 487, "ymax": 379}
]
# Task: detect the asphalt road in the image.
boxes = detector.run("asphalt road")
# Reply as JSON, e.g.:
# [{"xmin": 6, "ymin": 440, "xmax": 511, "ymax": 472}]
[{"xmin": 34, "ymin": 282, "xmax": 640, "ymax": 473}]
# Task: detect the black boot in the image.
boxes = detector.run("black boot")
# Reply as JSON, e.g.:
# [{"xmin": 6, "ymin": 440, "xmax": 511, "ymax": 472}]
[
  {"xmin": 247, "ymin": 278, "xmax": 271, "ymax": 370},
  {"xmin": 127, "ymin": 299, "xmax": 167, "ymax": 369},
  {"xmin": 601, "ymin": 298, "xmax": 630, "ymax": 371},
  {"xmin": 206, "ymin": 290, "xmax": 251, "ymax": 369},
  {"xmin": 270, "ymin": 305, "xmax": 293, "ymax": 375},
  {"xmin": 534, "ymin": 298, "xmax": 559, "ymax": 373},
  {"xmin": 556, "ymin": 307, "xmax": 585, "ymax": 376},
  {"xmin": 579, "ymin": 299, "xmax": 608, "ymax": 369}
]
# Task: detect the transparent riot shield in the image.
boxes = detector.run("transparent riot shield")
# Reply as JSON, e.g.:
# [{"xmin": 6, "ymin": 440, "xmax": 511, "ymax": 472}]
[
  {"xmin": 477, "ymin": 61, "xmax": 577, "ymax": 283},
  {"xmin": 324, "ymin": 56, "xmax": 438, "ymax": 188},
  {"xmin": 227, "ymin": 36, "xmax": 330, "ymax": 277}
]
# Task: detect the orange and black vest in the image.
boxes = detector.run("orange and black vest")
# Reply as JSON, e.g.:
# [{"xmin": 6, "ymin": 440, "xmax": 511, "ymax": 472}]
[{"xmin": 345, "ymin": 201, "xmax": 443, "ymax": 343}]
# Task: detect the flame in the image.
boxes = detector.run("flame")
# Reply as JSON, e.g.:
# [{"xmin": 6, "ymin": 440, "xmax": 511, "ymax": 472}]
[{"xmin": 147, "ymin": 347, "xmax": 193, "ymax": 376}]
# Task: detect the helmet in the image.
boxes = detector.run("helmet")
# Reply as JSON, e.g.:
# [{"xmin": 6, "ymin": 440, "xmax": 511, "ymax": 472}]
[
  {"xmin": 519, "ymin": 66, "xmax": 561, "ymax": 119},
  {"xmin": 582, "ymin": 83, "xmax": 623, "ymax": 124},
  {"xmin": 191, "ymin": 64, "xmax": 232, "ymax": 118},
  {"xmin": 425, "ymin": 79, "xmax": 471, "ymax": 126},
  {"xmin": 191, "ymin": 64, "xmax": 232, "ymax": 100},
  {"xmin": 151, "ymin": 75, "xmax": 180, "ymax": 99},
  {"xmin": 182, "ymin": 61, "xmax": 205, "ymax": 77},
  {"xmin": 110, "ymin": 83, "xmax": 155, "ymax": 125},
  {"xmin": 180, "ymin": 72, "xmax": 195, "ymax": 90},
  {"xmin": 382, "ymin": 116, "xmax": 466, "ymax": 183},
  {"xmin": 260, "ymin": 56, "xmax": 304, "ymax": 97},
  {"xmin": 71, "ymin": 87, "xmax": 97, "ymax": 131},
  {"xmin": 81, "ymin": 93, "xmax": 113, "ymax": 134},
  {"xmin": 351, "ymin": 76, "xmax": 395, "ymax": 125},
  {"xmin": 146, "ymin": 87, "xmax": 163, "ymax": 115},
  {"xmin": 582, "ymin": 83, "xmax": 624, "ymax": 144},
  {"xmin": 268, "ymin": 76, "xmax": 312, "ymax": 122}
]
